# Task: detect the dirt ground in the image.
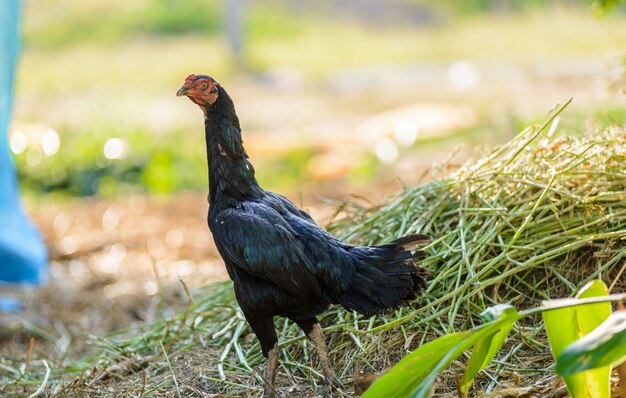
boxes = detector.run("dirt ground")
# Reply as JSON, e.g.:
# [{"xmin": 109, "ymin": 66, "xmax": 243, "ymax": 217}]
[{"xmin": 1, "ymin": 194, "xmax": 212, "ymax": 353}]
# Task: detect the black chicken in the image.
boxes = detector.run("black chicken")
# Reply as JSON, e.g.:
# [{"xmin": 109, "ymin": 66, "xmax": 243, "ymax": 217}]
[{"xmin": 177, "ymin": 74, "xmax": 429, "ymax": 397}]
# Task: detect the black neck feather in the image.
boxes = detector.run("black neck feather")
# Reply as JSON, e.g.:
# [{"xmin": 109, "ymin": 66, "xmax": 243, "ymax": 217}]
[{"xmin": 203, "ymin": 87, "xmax": 263, "ymax": 205}]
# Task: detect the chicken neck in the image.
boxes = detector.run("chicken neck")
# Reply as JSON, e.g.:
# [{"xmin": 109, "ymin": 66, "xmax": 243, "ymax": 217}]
[{"xmin": 203, "ymin": 88, "xmax": 263, "ymax": 206}]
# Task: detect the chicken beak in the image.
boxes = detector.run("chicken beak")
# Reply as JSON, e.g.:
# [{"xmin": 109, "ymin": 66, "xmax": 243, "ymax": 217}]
[{"xmin": 176, "ymin": 86, "xmax": 188, "ymax": 97}]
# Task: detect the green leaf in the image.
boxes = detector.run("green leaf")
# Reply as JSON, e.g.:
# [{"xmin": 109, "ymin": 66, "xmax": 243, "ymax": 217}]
[
  {"xmin": 542, "ymin": 280, "xmax": 612, "ymax": 398},
  {"xmin": 362, "ymin": 331, "xmax": 471, "ymax": 398},
  {"xmin": 459, "ymin": 305, "xmax": 517, "ymax": 394},
  {"xmin": 363, "ymin": 305, "xmax": 520, "ymax": 398},
  {"xmin": 576, "ymin": 281, "xmax": 614, "ymax": 335},
  {"xmin": 557, "ymin": 311, "xmax": 626, "ymax": 376},
  {"xmin": 409, "ymin": 307, "xmax": 520, "ymax": 398}
]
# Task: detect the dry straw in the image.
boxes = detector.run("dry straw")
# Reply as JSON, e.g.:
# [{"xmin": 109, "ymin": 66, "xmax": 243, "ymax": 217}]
[{"xmin": 3, "ymin": 102, "xmax": 625, "ymax": 396}]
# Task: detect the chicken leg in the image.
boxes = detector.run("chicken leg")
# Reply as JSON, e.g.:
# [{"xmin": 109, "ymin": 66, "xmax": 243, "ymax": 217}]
[
  {"xmin": 295, "ymin": 318, "xmax": 343, "ymax": 390},
  {"xmin": 263, "ymin": 344, "xmax": 279, "ymax": 398},
  {"xmin": 243, "ymin": 314, "xmax": 279, "ymax": 398}
]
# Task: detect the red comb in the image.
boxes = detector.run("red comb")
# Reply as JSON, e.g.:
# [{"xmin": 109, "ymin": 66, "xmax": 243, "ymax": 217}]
[{"xmin": 184, "ymin": 74, "xmax": 197, "ymax": 84}]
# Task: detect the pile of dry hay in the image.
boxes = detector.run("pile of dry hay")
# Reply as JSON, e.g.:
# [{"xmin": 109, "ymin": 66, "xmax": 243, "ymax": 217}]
[{"xmin": 3, "ymin": 104, "xmax": 626, "ymax": 397}]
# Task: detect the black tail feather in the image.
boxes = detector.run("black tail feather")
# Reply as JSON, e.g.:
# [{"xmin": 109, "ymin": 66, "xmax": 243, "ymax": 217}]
[
  {"xmin": 389, "ymin": 233, "xmax": 431, "ymax": 251},
  {"xmin": 336, "ymin": 234, "xmax": 430, "ymax": 317}
]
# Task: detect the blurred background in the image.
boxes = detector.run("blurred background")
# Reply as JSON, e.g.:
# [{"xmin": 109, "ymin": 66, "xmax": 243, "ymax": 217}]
[
  {"xmin": 12, "ymin": 0, "xmax": 626, "ymax": 200},
  {"xmin": 3, "ymin": 0, "xmax": 626, "ymax": 360}
]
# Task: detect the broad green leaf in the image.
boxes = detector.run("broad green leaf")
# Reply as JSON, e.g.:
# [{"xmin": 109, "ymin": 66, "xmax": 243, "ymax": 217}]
[
  {"xmin": 459, "ymin": 305, "xmax": 517, "ymax": 394},
  {"xmin": 362, "ymin": 331, "xmax": 471, "ymax": 398},
  {"xmin": 557, "ymin": 311, "xmax": 626, "ymax": 376},
  {"xmin": 542, "ymin": 280, "xmax": 612, "ymax": 398},
  {"xmin": 576, "ymin": 281, "xmax": 613, "ymax": 335},
  {"xmin": 409, "ymin": 307, "xmax": 521, "ymax": 398}
]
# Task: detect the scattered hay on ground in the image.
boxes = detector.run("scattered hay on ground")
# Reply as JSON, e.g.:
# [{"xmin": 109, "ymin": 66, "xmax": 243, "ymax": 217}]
[{"xmin": 2, "ymin": 104, "xmax": 625, "ymax": 397}]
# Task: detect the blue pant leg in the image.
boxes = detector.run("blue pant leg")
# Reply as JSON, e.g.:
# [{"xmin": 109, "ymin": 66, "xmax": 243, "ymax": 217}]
[{"xmin": 0, "ymin": 0, "xmax": 48, "ymax": 285}]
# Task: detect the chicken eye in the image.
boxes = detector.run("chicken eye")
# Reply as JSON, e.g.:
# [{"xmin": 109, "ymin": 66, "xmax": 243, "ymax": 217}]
[{"xmin": 200, "ymin": 82, "xmax": 208, "ymax": 90}]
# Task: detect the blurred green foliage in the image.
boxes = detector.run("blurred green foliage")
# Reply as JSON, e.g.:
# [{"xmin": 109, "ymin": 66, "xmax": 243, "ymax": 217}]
[
  {"xmin": 436, "ymin": 0, "xmax": 579, "ymax": 15},
  {"xmin": 13, "ymin": 106, "xmax": 626, "ymax": 198},
  {"xmin": 142, "ymin": 0, "xmax": 221, "ymax": 35},
  {"xmin": 13, "ymin": 127, "xmax": 320, "ymax": 198},
  {"xmin": 255, "ymin": 148, "xmax": 316, "ymax": 189},
  {"xmin": 244, "ymin": 5, "xmax": 305, "ymax": 40},
  {"xmin": 13, "ymin": 128, "xmax": 203, "ymax": 197},
  {"xmin": 418, "ymin": 0, "xmax": 626, "ymax": 16},
  {"xmin": 14, "ymin": 0, "xmax": 626, "ymax": 198},
  {"xmin": 590, "ymin": 0, "xmax": 626, "ymax": 15},
  {"xmin": 23, "ymin": 0, "xmax": 624, "ymax": 50},
  {"xmin": 23, "ymin": 0, "xmax": 222, "ymax": 48}
]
